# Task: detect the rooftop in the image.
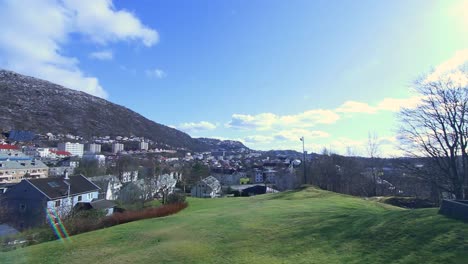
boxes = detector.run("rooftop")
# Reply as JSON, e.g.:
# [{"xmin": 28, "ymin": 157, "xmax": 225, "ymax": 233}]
[{"xmin": 26, "ymin": 175, "xmax": 100, "ymax": 199}]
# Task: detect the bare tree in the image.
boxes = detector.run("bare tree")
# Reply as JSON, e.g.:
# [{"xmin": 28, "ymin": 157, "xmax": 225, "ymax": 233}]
[
  {"xmin": 399, "ymin": 69, "xmax": 468, "ymax": 200},
  {"xmin": 367, "ymin": 131, "xmax": 381, "ymax": 196}
]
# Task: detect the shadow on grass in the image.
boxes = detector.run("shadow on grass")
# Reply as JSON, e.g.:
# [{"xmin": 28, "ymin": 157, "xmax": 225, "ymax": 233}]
[{"xmin": 273, "ymin": 208, "xmax": 468, "ymax": 263}]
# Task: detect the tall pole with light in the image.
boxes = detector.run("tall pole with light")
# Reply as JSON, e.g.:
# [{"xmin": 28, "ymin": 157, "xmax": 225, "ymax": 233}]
[{"xmin": 300, "ymin": 136, "xmax": 306, "ymax": 184}]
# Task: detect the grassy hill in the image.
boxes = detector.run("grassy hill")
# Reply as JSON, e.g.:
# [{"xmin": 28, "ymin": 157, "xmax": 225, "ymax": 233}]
[{"xmin": 1, "ymin": 187, "xmax": 467, "ymax": 263}]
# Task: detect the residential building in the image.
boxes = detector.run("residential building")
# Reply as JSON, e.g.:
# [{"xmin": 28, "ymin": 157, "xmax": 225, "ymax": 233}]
[
  {"xmin": 86, "ymin": 143, "xmax": 101, "ymax": 153},
  {"xmin": 58, "ymin": 157, "xmax": 80, "ymax": 168},
  {"xmin": 50, "ymin": 149, "xmax": 72, "ymax": 159},
  {"xmin": 191, "ymin": 176, "xmax": 222, "ymax": 198},
  {"xmin": 0, "ymin": 152, "xmax": 49, "ymax": 183},
  {"xmin": 89, "ymin": 175, "xmax": 122, "ymax": 200},
  {"xmin": 49, "ymin": 166, "xmax": 75, "ymax": 177},
  {"xmin": 139, "ymin": 141, "xmax": 149, "ymax": 151},
  {"xmin": 82, "ymin": 154, "xmax": 106, "ymax": 167},
  {"xmin": 120, "ymin": 171, "xmax": 138, "ymax": 183},
  {"xmin": 36, "ymin": 148, "xmax": 51, "ymax": 158},
  {"xmin": 112, "ymin": 143, "xmax": 124, "ymax": 154},
  {"xmin": 0, "ymin": 144, "xmax": 19, "ymax": 152},
  {"xmin": 2, "ymin": 175, "xmax": 100, "ymax": 229},
  {"xmin": 58, "ymin": 142, "xmax": 84, "ymax": 157}
]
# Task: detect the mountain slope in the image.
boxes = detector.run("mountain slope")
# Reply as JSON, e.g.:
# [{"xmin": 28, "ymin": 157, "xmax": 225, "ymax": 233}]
[
  {"xmin": 1, "ymin": 187, "xmax": 466, "ymax": 263},
  {"xmin": 0, "ymin": 69, "xmax": 208, "ymax": 151},
  {"xmin": 197, "ymin": 137, "xmax": 251, "ymax": 152}
]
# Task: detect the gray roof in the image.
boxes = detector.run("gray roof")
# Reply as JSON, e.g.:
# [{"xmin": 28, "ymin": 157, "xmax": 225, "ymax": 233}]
[
  {"xmin": 27, "ymin": 175, "xmax": 100, "ymax": 199},
  {"xmin": 90, "ymin": 199, "xmax": 116, "ymax": 209},
  {"xmin": 0, "ymin": 158, "xmax": 48, "ymax": 170},
  {"xmin": 201, "ymin": 176, "xmax": 221, "ymax": 189}
]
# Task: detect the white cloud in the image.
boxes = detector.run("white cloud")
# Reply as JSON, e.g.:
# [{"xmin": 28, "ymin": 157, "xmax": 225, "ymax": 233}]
[
  {"xmin": 336, "ymin": 101, "xmax": 376, "ymax": 114},
  {"xmin": 336, "ymin": 96, "xmax": 421, "ymax": 114},
  {"xmin": 176, "ymin": 121, "xmax": 217, "ymax": 133},
  {"xmin": 62, "ymin": 0, "xmax": 158, "ymax": 46},
  {"xmin": 448, "ymin": 0, "xmax": 468, "ymax": 33},
  {"xmin": 274, "ymin": 129, "xmax": 330, "ymax": 142},
  {"xmin": 0, "ymin": 0, "xmax": 158, "ymax": 98},
  {"xmin": 89, "ymin": 50, "xmax": 113, "ymax": 60},
  {"xmin": 145, "ymin": 68, "xmax": 167, "ymax": 79},
  {"xmin": 376, "ymin": 97, "xmax": 421, "ymax": 111},
  {"xmin": 244, "ymin": 135, "xmax": 273, "ymax": 144},
  {"xmin": 425, "ymin": 49, "xmax": 468, "ymax": 86},
  {"xmin": 227, "ymin": 110, "xmax": 339, "ymax": 130}
]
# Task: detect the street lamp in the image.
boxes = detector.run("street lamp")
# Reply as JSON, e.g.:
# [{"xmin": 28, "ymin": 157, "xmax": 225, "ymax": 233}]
[{"xmin": 300, "ymin": 136, "xmax": 306, "ymax": 184}]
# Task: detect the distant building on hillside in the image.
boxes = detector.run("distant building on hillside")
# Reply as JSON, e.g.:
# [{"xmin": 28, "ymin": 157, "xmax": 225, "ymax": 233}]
[
  {"xmin": 191, "ymin": 176, "xmax": 222, "ymax": 198},
  {"xmin": 58, "ymin": 142, "xmax": 84, "ymax": 157},
  {"xmin": 0, "ymin": 144, "xmax": 19, "ymax": 152},
  {"xmin": 86, "ymin": 143, "xmax": 101, "ymax": 153},
  {"xmin": 0, "ymin": 151, "xmax": 49, "ymax": 183},
  {"xmin": 112, "ymin": 143, "xmax": 124, "ymax": 154},
  {"xmin": 139, "ymin": 141, "xmax": 149, "ymax": 151},
  {"xmin": 8, "ymin": 130, "xmax": 35, "ymax": 142},
  {"xmin": 82, "ymin": 154, "xmax": 106, "ymax": 167}
]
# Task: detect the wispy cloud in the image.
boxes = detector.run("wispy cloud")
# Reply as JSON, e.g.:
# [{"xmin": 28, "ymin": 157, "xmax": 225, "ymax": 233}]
[
  {"xmin": 89, "ymin": 50, "xmax": 113, "ymax": 60},
  {"xmin": 424, "ymin": 49, "xmax": 468, "ymax": 87},
  {"xmin": 244, "ymin": 135, "xmax": 273, "ymax": 144},
  {"xmin": 145, "ymin": 68, "xmax": 167, "ymax": 79},
  {"xmin": 336, "ymin": 101, "xmax": 376, "ymax": 114},
  {"xmin": 175, "ymin": 121, "xmax": 216, "ymax": 133},
  {"xmin": 273, "ymin": 129, "xmax": 330, "ymax": 142},
  {"xmin": 336, "ymin": 97, "xmax": 421, "ymax": 114},
  {"xmin": 0, "ymin": 0, "xmax": 158, "ymax": 98},
  {"xmin": 226, "ymin": 110, "xmax": 340, "ymax": 130}
]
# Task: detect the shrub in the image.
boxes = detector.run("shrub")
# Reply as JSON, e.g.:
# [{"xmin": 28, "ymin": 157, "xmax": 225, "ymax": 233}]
[
  {"xmin": 166, "ymin": 193, "xmax": 186, "ymax": 204},
  {"xmin": 101, "ymin": 202, "xmax": 187, "ymax": 227}
]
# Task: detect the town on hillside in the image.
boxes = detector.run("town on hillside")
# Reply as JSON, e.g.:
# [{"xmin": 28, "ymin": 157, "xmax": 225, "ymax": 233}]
[{"xmin": 0, "ymin": 128, "xmax": 457, "ymax": 237}]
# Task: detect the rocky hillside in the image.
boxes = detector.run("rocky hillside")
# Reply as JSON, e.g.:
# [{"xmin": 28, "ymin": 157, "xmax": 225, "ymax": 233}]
[
  {"xmin": 0, "ymin": 69, "xmax": 209, "ymax": 151},
  {"xmin": 197, "ymin": 137, "xmax": 250, "ymax": 152}
]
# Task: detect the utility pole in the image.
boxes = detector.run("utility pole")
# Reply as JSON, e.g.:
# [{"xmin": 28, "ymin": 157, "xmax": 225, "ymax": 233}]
[{"xmin": 300, "ymin": 137, "xmax": 306, "ymax": 184}]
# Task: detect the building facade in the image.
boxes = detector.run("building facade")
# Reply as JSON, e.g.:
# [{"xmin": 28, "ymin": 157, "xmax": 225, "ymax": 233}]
[
  {"xmin": 86, "ymin": 143, "xmax": 101, "ymax": 153},
  {"xmin": 2, "ymin": 175, "xmax": 100, "ymax": 229},
  {"xmin": 58, "ymin": 142, "xmax": 84, "ymax": 157},
  {"xmin": 139, "ymin": 141, "xmax": 149, "ymax": 151},
  {"xmin": 0, "ymin": 151, "xmax": 49, "ymax": 183},
  {"xmin": 112, "ymin": 143, "xmax": 124, "ymax": 154}
]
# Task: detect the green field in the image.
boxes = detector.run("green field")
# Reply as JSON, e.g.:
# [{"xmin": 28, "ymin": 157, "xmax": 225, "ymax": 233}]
[{"xmin": 1, "ymin": 187, "xmax": 467, "ymax": 264}]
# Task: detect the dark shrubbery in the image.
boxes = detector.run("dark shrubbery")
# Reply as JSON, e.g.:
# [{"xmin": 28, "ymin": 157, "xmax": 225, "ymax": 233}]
[
  {"xmin": 165, "ymin": 193, "xmax": 186, "ymax": 204},
  {"xmin": 382, "ymin": 197, "xmax": 436, "ymax": 209},
  {"xmin": 101, "ymin": 202, "xmax": 187, "ymax": 227},
  {"xmin": 1, "ymin": 202, "xmax": 188, "ymax": 251}
]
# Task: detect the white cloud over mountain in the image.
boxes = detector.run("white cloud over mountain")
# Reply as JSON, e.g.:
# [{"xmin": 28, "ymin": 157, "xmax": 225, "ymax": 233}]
[
  {"xmin": 176, "ymin": 121, "xmax": 217, "ymax": 133},
  {"xmin": 89, "ymin": 50, "xmax": 114, "ymax": 60},
  {"xmin": 0, "ymin": 0, "xmax": 158, "ymax": 98}
]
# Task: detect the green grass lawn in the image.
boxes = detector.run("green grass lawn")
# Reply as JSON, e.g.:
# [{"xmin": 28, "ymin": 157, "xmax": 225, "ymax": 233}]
[{"xmin": 1, "ymin": 187, "xmax": 467, "ymax": 264}]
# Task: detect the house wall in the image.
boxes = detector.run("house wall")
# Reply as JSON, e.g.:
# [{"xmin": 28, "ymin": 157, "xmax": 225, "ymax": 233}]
[
  {"xmin": 3, "ymin": 181, "xmax": 48, "ymax": 230},
  {"xmin": 191, "ymin": 183, "xmax": 213, "ymax": 198},
  {"xmin": 0, "ymin": 167, "xmax": 49, "ymax": 183},
  {"xmin": 46, "ymin": 191, "xmax": 99, "ymax": 218}
]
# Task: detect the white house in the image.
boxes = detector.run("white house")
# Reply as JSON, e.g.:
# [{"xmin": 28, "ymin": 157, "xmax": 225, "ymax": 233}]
[
  {"xmin": 89, "ymin": 175, "xmax": 123, "ymax": 200},
  {"xmin": 3, "ymin": 174, "xmax": 101, "ymax": 229},
  {"xmin": 191, "ymin": 176, "xmax": 222, "ymax": 198}
]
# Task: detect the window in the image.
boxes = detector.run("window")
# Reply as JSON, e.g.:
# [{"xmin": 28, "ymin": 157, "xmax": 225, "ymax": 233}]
[
  {"xmin": 55, "ymin": 200, "xmax": 61, "ymax": 207},
  {"xmin": 19, "ymin": 203, "xmax": 26, "ymax": 212},
  {"xmin": 78, "ymin": 195, "xmax": 82, "ymax": 201}
]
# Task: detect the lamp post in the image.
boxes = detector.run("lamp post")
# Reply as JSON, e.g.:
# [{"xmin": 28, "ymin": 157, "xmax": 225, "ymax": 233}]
[{"xmin": 300, "ymin": 136, "xmax": 306, "ymax": 184}]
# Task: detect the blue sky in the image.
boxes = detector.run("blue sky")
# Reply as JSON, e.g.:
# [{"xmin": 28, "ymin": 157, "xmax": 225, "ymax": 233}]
[{"xmin": 1, "ymin": 0, "xmax": 467, "ymax": 156}]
